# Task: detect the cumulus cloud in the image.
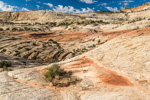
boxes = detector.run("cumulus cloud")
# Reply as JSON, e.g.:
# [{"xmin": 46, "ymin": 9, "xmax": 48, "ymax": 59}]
[
  {"xmin": 79, "ymin": 0, "xmax": 97, "ymax": 4},
  {"xmin": 101, "ymin": 3, "xmax": 107, "ymax": 6},
  {"xmin": 36, "ymin": 5, "xmax": 40, "ymax": 9},
  {"xmin": 97, "ymin": 3, "xmax": 107, "ymax": 6},
  {"xmin": 0, "ymin": 1, "xmax": 29, "ymax": 11},
  {"xmin": 0, "ymin": 1, "xmax": 18, "ymax": 11},
  {"xmin": 25, "ymin": 0, "xmax": 30, "ymax": 2},
  {"xmin": 122, "ymin": 0, "xmax": 134, "ymax": 3},
  {"xmin": 105, "ymin": 7, "xmax": 118, "ymax": 12},
  {"xmin": 52, "ymin": 5, "xmax": 93, "ymax": 13},
  {"xmin": 119, "ymin": 0, "xmax": 134, "ymax": 7},
  {"xmin": 44, "ymin": 3, "xmax": 53, "ymax": 8},
  {"xmin": 20, "ymin": 7, "xmax": 29, "ymax": 11}
]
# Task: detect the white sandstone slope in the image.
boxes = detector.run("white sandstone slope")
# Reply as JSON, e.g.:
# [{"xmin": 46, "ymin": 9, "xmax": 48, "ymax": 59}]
[{"xmin": 1, "ymin": 29, "xmax": 150, "ymax": 100}]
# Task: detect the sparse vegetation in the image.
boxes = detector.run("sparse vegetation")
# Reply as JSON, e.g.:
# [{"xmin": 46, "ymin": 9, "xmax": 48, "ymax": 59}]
[
  {"xmin": 45, "ymin": 64, "xmax": 80, "ymax": 87},
  {"xmin": 10, "ymin": 37, "xmax": 18, "ymax": 40},
  {"xmin": 6, "ymin": 28, "xmax": 10, "ymax": 30},
  {"xmin": 1, "ymin": 49, "xmax": 6, "ymax": 53},
  {"xmin": 25, "ymin": 47, "xmax": 31, "ymax": 51},
  {"xmin": 0, "ymin": 61, "xmax": 12, "ymax": 68},
  {"xmin": 0, "ymin": 28, "xmax": 3, "ymax": 31},
  {"xmin": 0, "ymin": 61, "xmax": 12, "ymax": 71},
  {"xmin": 12, "ymin": 27, "xmax": 18, "ymax": 31},
  {"xmin": 32, "ymin": 42, "xmax": 38, "ymax": 46}
]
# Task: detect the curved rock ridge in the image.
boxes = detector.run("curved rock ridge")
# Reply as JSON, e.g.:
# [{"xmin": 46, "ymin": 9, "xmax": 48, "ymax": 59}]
[
  {"xmin": 1, "ymin": 4, "xmax": 150, "ymax": 32},
  {"xmin": 120, "ymin": 2, "xmax": 150, "ymax": 13},
  {"xmin": 0, "ymin": 10, "xmax": 63, "ymax": 21},
  {"xmin": 0, "ymin": 34, "xmax": 71, "ymax": 62},
  {"xmin": 1, "ymin": 29, "xmax": 150, "ymax": 100}
]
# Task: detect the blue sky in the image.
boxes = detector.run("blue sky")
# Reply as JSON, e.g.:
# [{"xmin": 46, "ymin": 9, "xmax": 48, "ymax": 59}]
[{"xmin": 0, "ymin": 0, "xmax": 149, "ymax": 13}]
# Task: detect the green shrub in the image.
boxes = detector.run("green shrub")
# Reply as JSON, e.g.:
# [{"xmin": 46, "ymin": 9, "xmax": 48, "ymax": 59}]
[
  {"xmin": 42, "ymin": 44, "xmax": 46, "ymax": 47},
  {"xmin": 18, "ymin": 47, "xmax": 23, "ymax": 50},
  {"xmin": 6, "ymin": 28, "xmax": 10, "ymax": 30},
  {"xmin": 2, "ymin": 66, "xmax": 12, "ymax": 71},
  {"xmin": 1, "ymin": 49, "xmax": 6, "ymax": 53},
  {"xmin": 10, "ymin": 37, "xmax": 18, "ymax": 40},
  {"xmin": 32, "ymin": 42, "xmax": 37, "ymax": 46},
  {"xmin": 0, "ymin": 28, "xmax": 3, "ymax": 31},
  {"xmin": 45, "ymin": 64, "xmax": 70, "ymax": 81},
  {"xmin": 12, "ymin": 28, "xmax": 18, "ymax": 31},
  {"xmin": 25, "ymin": 47, "xmax": 31, "ymax": 51},
  {"xmin": 0, "ymin": 61, "xmax": 12, "ymax": 68},
  {"xmin": 45, "ymin": 64, "xmax": 79, "ymax": 87}
]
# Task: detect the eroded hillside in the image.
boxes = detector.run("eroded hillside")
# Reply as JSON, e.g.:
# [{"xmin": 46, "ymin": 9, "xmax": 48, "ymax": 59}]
[
  {"xmin": 1, "ymin": 28, "xmax": 150, "ymax": 100},
  {"xmin": 1, "ymin": 2, "xmax": 150, "ymax": 100}
]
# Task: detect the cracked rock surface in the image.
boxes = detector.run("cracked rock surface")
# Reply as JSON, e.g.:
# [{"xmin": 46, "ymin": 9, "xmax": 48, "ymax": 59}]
[{"xmin": 1, "ymin": 31, "xmax": 150, "ymax": 100}]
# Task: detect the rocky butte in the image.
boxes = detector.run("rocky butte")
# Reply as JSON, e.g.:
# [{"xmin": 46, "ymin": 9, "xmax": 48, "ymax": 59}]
[{"xmin": 0, "ymin": 2, "xmax": 150, "ymax": 100}]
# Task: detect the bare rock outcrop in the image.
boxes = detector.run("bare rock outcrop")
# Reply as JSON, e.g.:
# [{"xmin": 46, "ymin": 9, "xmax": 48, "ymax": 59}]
[
  {"xmin": 1, "ymin": 28, "xmax": 150, "ymax": 100},
  {"xmin": 0, "ymin": 34, "xmax": 71, "ymax": 63}
]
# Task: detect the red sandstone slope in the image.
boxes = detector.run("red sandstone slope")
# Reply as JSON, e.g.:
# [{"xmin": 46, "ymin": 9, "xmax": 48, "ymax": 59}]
[{"xmin": 120, "ymin": 2, "xmax": 150, "ymax": 12}]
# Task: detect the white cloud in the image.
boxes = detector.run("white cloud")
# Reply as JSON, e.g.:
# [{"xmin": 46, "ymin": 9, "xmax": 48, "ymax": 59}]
[
  {"xmin": 98, "ymin": 3, "xmax": 107, "ymax": 6},
  {"xmin": 52, "ymin": 5, "xmax": 93, "ymax": 13},
  {"xmin": 36, "ymin": 5, "xmax": 40, "ymax": 9},
  {"xmin": 25, "ymin": 0, "xmax": 30, "ymax": 2},
  {"xmin": 20, "ymin": 7, "xmax": 29, "ymax": 11},
  {"xmin": 101, "ymin": 3, "xmax": 107, "ymax": 6},
  {"xmin": 122, "ymin": 0, "xmax": 134, "ymax": 3},
  {"xmin": 119, "ymin": 0, "xmax": 134, "ymax": 7},
  {"xmin": 44, "ymin": 3, "xmax": 53, "ymax": 8},
  {"xmin": 79, "ymin": 0, "xmax": 97, "ymax": 4},
  {"xmin": 105, "ymin": 7, "xmax": 118, "ymax": 12},
  {"xmin": 0, "ymin": 1, "xmax": 18, "ymax": 11},
  {"xmin": 0, "ymin": 1, "xmax": 29, "ymax": 11},
  {"xmin": 81, "ymin": 7, "xmax": 94, "ymax": 13}
]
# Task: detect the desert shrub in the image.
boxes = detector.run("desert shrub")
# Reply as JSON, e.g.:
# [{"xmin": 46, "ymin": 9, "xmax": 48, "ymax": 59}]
[
  {"xmin": 32, "ymin": 42, "xmax": 37, "ymax": 46},
  {"xmin": 93, "ymin": 44, "xmax": 96, "ymax": 47},
  {"xmin": 45, "ymin": 64, "xmax": 70, "ymax": 81},
  {"xmin": 42, "ymin": 44, "xmax": 46, "ymax": 47},
  {"xmin": 0, "ymin": 61, "xmax": 12, "ymax": 68},
  {"xmin": 0, "ymin": 28, "xmax": 3, "ymax": 31},
  {"xmin": 10, "ymin": 37, "xmax": 18, "ymax": 40},
  {"xmin": 24, "ymin": 27, "xmax": 30, "ymax": 31},
  {"xmin": 45, "ymin": 64, "xmax": 80, "ymax": 87},
  {"xmin": 1, "ymin": 49, "xmax": 6, "ymax": 53},
  {"xmin": 35, "ymin": 22, "xmax": 41, "ymax": 25},
  {"xmin": 18, "ymin": 28, "xmax": 23, "ymax": 31},
  {"xmin": 97, "ymin": 40, "xmax": 101, "ymax": 45},
  {"xmin": 18, "ymin": 47, "xmax": 23, "ymax": 50},
  {"xmin": 2, "ymin": 66, "xmax": 12, "ymax": 71},
  {"xmin": 25, "ymin": 47, "xmax": 31, "ymax": 51},
  {"xmin": 12, "ymin": 28, "xmax": 18, "ymax": 31},
  {"xmin": 49, "ymin": 22, "xmax": 56, "ymax": 27},
  {"xmin": 6, "ymin": 28, "xmax": 10, "ymax": 30},
  {"xmin": 72, "ymin": 53, "xmax": 75, "ymax": 57}
]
